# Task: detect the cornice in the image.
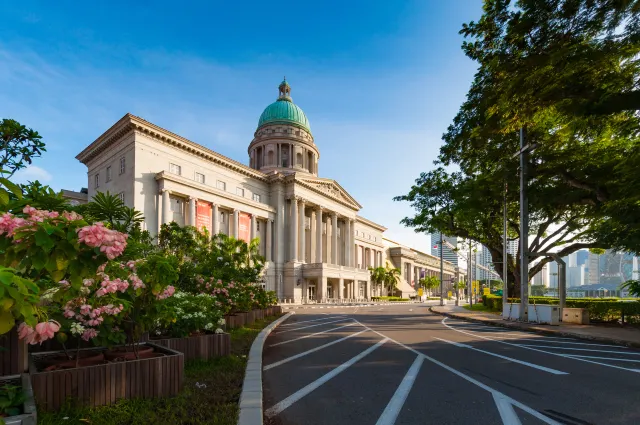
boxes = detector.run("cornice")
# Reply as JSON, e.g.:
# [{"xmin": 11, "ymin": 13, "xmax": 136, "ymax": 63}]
[
  {"xmin": 77, "ymin": 113, "xmax": 269, "ymax": 182},
  {"xmin": 292, "ymin": 175, "xmax": 362, "ymax": 211},
  {"xmin": 356, "ymin": 215, "xmax": 387, "ymax": 232},
  {"xmin": 156, "ymin": 171, "xmax": 276, "ymax": 213}
]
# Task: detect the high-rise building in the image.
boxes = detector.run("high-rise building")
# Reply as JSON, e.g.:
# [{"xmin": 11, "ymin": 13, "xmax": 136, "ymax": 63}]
[
  {"xmin": 576, "ymin": 250, "xmax": 589, "ymax": 266},
  {"xmin": 532, "ymin": 264, "xmax": 549, "ymax": 287},
  {"xmin": 431, "ymin": 233, "xmax": 459, "ymax": 266},
  {"xmin": 567, "ymin": 264, "xmax": 586, "ymax": 287},
  {"xmin": 506, "ymin": 239, "xmax": 519, "ymax": 255},
  {"xmin": 588, "ymin": 252, "xmax": 600, "ymax": 285}
]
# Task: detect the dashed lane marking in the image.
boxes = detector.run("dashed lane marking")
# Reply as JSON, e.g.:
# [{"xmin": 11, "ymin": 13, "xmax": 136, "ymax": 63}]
[{"xmin": 264, "ymin": 329, "xmax": 369, "ymax": 371}]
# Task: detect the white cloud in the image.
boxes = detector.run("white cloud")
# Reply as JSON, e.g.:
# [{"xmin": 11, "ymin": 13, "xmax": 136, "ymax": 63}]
[{"xmin": 12, "ymin": 165, "xmax": 52, "ymax": 184}]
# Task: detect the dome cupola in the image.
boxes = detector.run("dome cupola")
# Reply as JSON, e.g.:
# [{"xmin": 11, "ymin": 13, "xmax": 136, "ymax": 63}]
[{"xmin": 257, "ymin": 78, "xmax": 311, "ymax": 132}]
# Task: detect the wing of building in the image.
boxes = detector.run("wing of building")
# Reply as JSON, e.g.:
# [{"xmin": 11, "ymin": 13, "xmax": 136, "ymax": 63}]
[{"xmin": 75, "ymin": 79, "xmax": 465, "ymax": 301}]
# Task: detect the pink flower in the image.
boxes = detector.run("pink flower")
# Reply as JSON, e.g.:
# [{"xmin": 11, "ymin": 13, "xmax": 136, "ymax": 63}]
[
  {"xmin": 0, "ymin": 213, "xmax": 27, "ymax": 236},
  {"xmin": 59, "ymin": 280, "xmax": 70, "ymax": 288},
  {"xmin": 77, "ymin": 223, "xmax": 128, "ymax": 259},
  {"xmin": 83, "ymin": 279, "xmax": 94, "ymax": 287},
  {"xmin": 81, "ymin": 328, "xmax": 99, "ymax": 341},
  {"xmin": 28, "ymin": 320, "xmax": 60, "ymax": 344},
  {"xmin": 156, "ymin": 285, "xmax": 175, "ymax": 300},
  {"xmin": 63, "ymin": 309, "xmax": 75, "ymax": 318},
  {"xmin": 80, "ymin": 304, "xmax": 92, "ymax": 315},
  {"xmin": 17, "ymin": 323, "xmax": 35, "ymax": 343},
  {"xmin": 62, "ymin": 211, "xmax": 83, "ymax": 221},
  {"xmin": 130, "ymin": 274, "xmax": 145, "ymax": 290}
]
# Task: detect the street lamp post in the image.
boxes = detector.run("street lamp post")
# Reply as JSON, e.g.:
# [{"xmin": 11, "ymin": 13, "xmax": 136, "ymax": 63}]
[{"xmin": 439, "ymin": 233, "xmax": 444, "ymax": 306}]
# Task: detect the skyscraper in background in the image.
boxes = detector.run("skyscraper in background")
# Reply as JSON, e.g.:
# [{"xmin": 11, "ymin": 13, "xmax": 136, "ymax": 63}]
[{"xmin": 431, "ymin": 233, "xmax": 459, "ymax": 266}]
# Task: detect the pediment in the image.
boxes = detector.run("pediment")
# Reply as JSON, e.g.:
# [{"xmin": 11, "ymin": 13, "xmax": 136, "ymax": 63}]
[{"xmin": 295, "ymin": 177, "xmax": 362, "ymax": 210}]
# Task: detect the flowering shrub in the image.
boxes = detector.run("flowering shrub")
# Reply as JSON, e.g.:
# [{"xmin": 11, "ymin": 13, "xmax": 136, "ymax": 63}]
[
  {"xmin": 197, "ymin": 277, "xmax": 276, "ymax": 314},
  {"xmin": 152, "ymin": 291, "xmax": 224, "ymax": 338}
]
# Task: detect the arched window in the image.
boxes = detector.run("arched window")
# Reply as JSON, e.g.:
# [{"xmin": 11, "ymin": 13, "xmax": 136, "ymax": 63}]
[{"xmin": 307, "ymin": 152, "xmax": 313, "ymax": 172}]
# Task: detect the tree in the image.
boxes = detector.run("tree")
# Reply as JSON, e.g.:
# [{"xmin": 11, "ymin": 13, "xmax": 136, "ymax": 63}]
[
  {"xmin": 369, "ymin": 266, "xmax": 386, "ymax": 297},
  {"xmin": 384, "ymin": 266, "xmax": 401, "ymax": 296},
  {"xmin": 0, "ymin": 119, "xmax": 46, "ymax": 177},
  {"xmin": 80, "ymin": 191, "xmax": 144, "ymax": 233},
  {"xmin": 395, "ymin": 1, "xmax": 640, "ymax": 296},
  {"xmin": 419, "ymin": 276, "xmax": 440, "ymax": 297}
]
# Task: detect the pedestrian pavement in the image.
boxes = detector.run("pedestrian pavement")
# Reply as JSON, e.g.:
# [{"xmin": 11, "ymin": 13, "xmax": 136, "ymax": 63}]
[{"xmin": 431, "ymin": 304, "xmax": 640, "ymax": 348}]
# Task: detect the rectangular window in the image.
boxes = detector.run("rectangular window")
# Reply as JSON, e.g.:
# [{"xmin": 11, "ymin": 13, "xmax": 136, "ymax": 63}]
[
  {"xmin": 117, "ymin": 192, "xmax": 124, "ymax": 202},
  {"xmin": 217, "ymin": 180, "xmax": 226, "ymax": 191},
  {"xmin": 106, "ymin": 166, "xmax": 112, "ymax": 182},
  {"xmin": 169, "ymin": 163, "xmax": 181, "ymax": 175},
  {"xmin": 119, "ymin": 157, "xmax": 125, "ymax": 174},
  {"xmin": 257, "ymin": 222, "xmax": 261, "ymax": 231},
  {"xmin": 305, "ymin": 216, "xmax": 310, "ymax": 229},
  {"xmin": 170, "ymin": 198, "xmax": 183, "ymax": 213},
  {"xmin": 236, "ymin": 187, "xmax": 245, "ymax": 197},
  {"xmin": 219, "ymin": 211, "xmax": 226, "ymax": 223},
  {"xmin": 195, "ymin": 172, "xmax": 205, "ymax": 184},
  {"xmin": 252, "ymin": 193, "xmax": 261, "ymax": 202},
  {"xmin": 94, "ymin": 174, "xmax": 99, "ymax": 188}
]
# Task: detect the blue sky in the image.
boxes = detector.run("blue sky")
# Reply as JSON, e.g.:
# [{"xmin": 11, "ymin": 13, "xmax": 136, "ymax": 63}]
[{"xmin": 0, "ymin": 0, "xmax": 481, "ymax": 250}]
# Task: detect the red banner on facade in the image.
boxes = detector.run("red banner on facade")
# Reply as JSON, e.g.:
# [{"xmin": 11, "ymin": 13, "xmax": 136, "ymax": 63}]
[
  {"xmin": 195, "ymin": 201, "xmax": 212, "ymax": 235},
  {"xmin": 238, "ymin": 212, "xmax": 251, "ymax": 243}
]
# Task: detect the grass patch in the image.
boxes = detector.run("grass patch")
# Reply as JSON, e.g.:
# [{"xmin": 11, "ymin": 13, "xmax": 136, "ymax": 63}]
[
  {"xmin": 37, "ymin": 314, "xmax": 283, "ymax": 425},
  {"xmin": 463, "ymin": 304, "xmax": 499, "ymax": 314}
]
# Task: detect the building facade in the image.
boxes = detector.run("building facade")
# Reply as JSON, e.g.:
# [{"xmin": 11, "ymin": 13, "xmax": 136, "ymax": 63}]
[
  {"xmin": 76, "ymin": 80, "xmax": 462, "ymax": 302},
  {"xmin": 430, "ymin": 233, "xmax": 459, "ymax": 266}
]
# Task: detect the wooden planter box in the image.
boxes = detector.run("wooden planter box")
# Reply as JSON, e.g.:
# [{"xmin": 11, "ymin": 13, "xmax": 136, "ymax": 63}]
[
  {"xmin": 1, "ymin": 374, "xmax": 37, "ymax": 425},
  {"xmin": 0, "ymin": 328, "xmax": 27, "ymax": 375},
  {"xmin": 29, "ymin": 342, "xmax": 184, "ymax": 411},
  {"xmin": 273, "ymin": 306, "xmax": 282, "ymax": 315},
  {"xmin": 152, "ymin": 333, "xmax": 230, "ymax": 361},
  {"xmin": 224, "ymin": 314, "xmax": 245, "ymax": 329}
]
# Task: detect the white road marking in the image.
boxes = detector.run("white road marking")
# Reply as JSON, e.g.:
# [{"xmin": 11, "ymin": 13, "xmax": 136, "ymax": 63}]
[
  {"xmin": 443, "ymin": 317, "xmax": 640, "ymax": 373},
  {"xmin": 515, "ymin": 344, "xmax": 639, "ymax": 355},
  {"xmin": 490, "ymin": 335, "xmax": 630, "ymax": 348},
  {"xmin": 265, "ymin": 338, "xmax": 389, "ymax": 417},
  {"xmin": 269, "ymin": 323, "xmax": 356, "ymax": 347},
  {"xmin": 276, "ymin": 318, "xmax": 348, "ymax": 334},
  {"xmin": 564, "ymin": 354, "xmax": 640, "ymax": 363},
  {"xmin": 279, "ymin": 316, "xmax": 345, "ymax": 327},
  {"xmin": 353, "ymin": 319, "xmax": 559, "ymax": 425},
  {"xmin": 493, "ymin": 393, "xmax": 522, "ymax": 425},
  {"xmin": 433, "ymin": 337, "xmax": 568, "ymax": 375},
  {"xmin": 264, "ymin": 330, "xmax": 369, "ymax": 370},
  {"xmin": 375, "ymin": 355, "xmax": 424, "ymax": 425}
]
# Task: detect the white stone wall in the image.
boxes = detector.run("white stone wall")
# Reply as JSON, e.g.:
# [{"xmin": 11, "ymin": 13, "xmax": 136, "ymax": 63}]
[{"xmin": 84, "ymin": 133, "xmax": 135, "ymax": 207}]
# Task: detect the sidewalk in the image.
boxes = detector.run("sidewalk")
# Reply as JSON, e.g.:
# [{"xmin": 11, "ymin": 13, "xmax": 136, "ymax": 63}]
[{"xmin": 430, "ymin": 304, "xmax": 640, "ymax": 348}]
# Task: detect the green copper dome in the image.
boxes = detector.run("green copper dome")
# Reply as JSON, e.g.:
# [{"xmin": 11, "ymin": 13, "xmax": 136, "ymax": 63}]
[{"xmin": 257, "ymin": 79, "xmax": 311, "ymax": 132}]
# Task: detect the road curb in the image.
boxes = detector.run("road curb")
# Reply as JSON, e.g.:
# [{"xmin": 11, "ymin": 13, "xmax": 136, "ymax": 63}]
[
  {"xmin": 237, "ymin": 311, "xmax": 294, "ymax": 425},
  {"xmin": 428, "ymin": 306, "xmax": 640, "ymax": 349}
]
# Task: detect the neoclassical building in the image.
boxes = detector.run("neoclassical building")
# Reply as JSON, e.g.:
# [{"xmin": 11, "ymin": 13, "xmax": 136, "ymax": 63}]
[{"xmin": 76, "ymin": 80, "xmax": 463, "ymax": 301}]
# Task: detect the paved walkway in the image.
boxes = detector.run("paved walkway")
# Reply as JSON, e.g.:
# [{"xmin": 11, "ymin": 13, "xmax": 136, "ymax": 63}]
[{"xmin": 431, "ymin": 304, "xmax": 640, "ymax": 348}]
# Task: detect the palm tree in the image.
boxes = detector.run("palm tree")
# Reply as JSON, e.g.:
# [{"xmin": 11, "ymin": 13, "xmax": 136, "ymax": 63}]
[
  {"xmin": 384, "ymin": 266, "xmax": 401, "ymax": 296},
  {"xmin": 369, "ymin": 266, "xmax": 386, "ymax": 297},
  {"xmin": 420, "ymin": 276, "xmax": 440, "ymax": 297}
]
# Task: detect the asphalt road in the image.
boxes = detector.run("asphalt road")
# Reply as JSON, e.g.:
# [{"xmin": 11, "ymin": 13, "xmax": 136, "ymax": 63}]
[{"xmin": 262, "ymin": 304, "xmax": 640, "ymax": 425}]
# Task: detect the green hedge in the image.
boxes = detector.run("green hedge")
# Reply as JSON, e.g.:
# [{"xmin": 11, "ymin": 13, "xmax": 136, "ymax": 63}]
[{"xmin": 482, "ymin": 295, "xmax": 640, "ymax": 323}]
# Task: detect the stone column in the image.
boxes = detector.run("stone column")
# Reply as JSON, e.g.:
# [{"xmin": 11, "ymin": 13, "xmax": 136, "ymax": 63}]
[
  {"xmin": 316, "ymin": 207, "xmax": 323, "ymax": 263},
  {"xmin": 344, "ymin": 219, "xmax": 351, "ymax": 266},
  {"xmin": 266, "ymin": 219, "xmax": 273, "ymax": 262},
  {"xmin": 298, "ymin": 199, "xmax": 306, "ymax": 262},
  {"xmin": 161, "ymin": 189, "xmax": 171, "ymax": 224},
  {"xmin": 250, "ymin": 214, "xmax": 256, "ymax": 241},
  {"xmin": 233, "ymin": 210, "xmax": 239, "ymax": 239},
  {"xmin": 366, "ymin": 279, "xmax": 371, "ymax": 300},
  {"xmin": 189, "ymin": 197, "xmax": 196, "ymax": 227},
  {"xmin": 338, "ymin": 278, "xmax": 344, "ymax": 300},
  {"xmin": 350, "ymin": 219, "xmax": 356, "ymax": 267},
  {"xmin": 212, "ymin": 203, "xmax": 219, "ymax": 235},
  {"xmin": 290, "ymin": 197, "xmax": 298, "ymax": 261},
  {"xmin": 320, "ymin": 277, "xmax": 328, "ymax": 302},
  {"xmin": 310, "ymin": 210, "xmax": 316, "ymax": 262},
  {"xmin": 331, "ymin": 212, "xmax": 338, "ymax": 265}
]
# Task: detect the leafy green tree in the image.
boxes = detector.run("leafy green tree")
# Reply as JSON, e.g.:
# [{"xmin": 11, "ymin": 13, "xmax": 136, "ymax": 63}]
[
  {"xmin": 621, "ymin": 280, "xmax": 640, "ymax": 297},
  {"xmin": 419, "ymin": 276, "xmax": 440, "ymax": 297},
  {"xmin": 0, "ymin": 119, "xmax": 46, "ymax": 177},
  {"xmin": 369, "ymin": 266, "xmax": 386, "ymax": 297},
  {"xmin": 384, "ymin": 265, "xmax": 401, "ymax": 296}
]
